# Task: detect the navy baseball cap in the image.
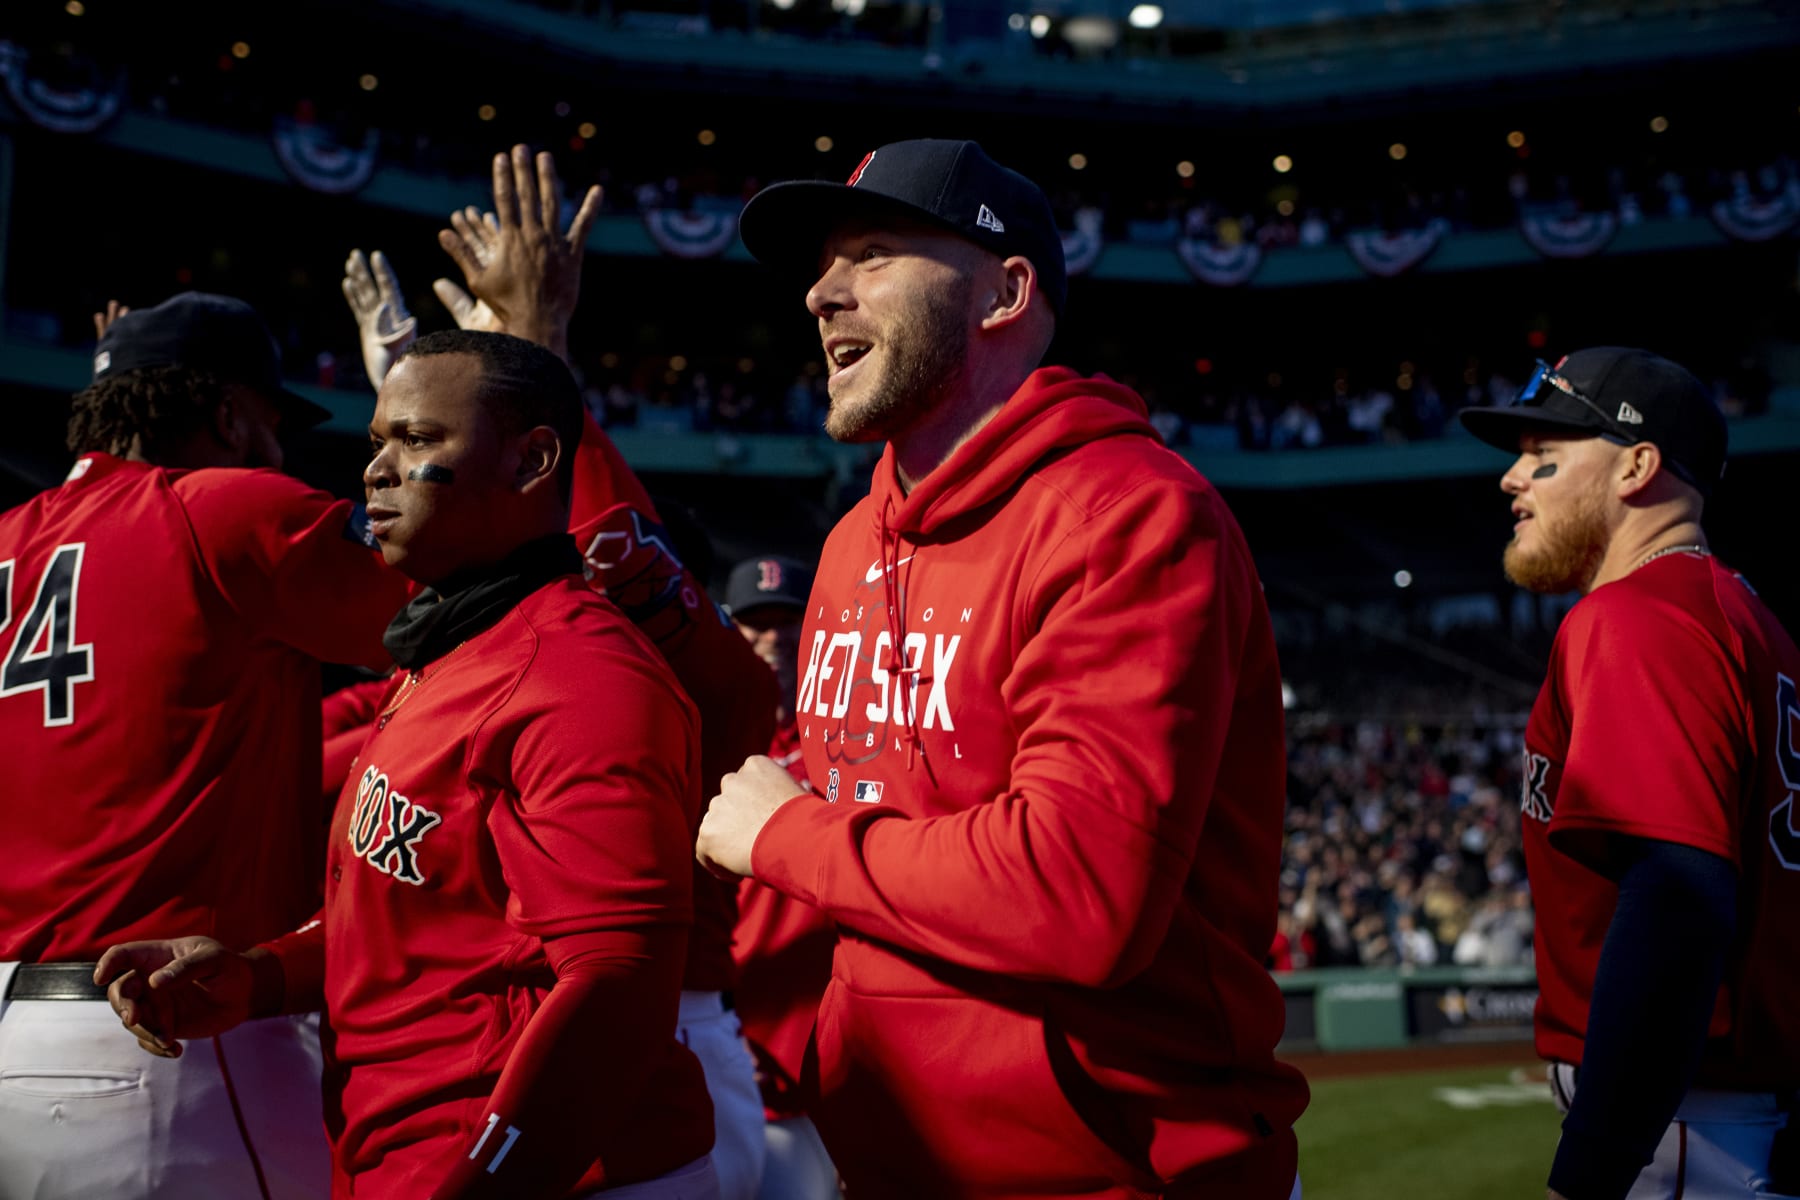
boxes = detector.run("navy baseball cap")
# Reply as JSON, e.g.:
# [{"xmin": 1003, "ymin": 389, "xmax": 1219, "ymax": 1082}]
[
  {"xmin": 725, "ymin": 555, "xmax": 814, "ymax": 618},
  {"xmin": 94, "ymin": 292, "xmax": 331, "ymax": 430},
  {"xmin": 1460, "ymin": 347, "xmax": 1727, "ymax": 496},
  {"xmin": 738, "ymin": 139, "xmax": 1068, "ymax": 314}
]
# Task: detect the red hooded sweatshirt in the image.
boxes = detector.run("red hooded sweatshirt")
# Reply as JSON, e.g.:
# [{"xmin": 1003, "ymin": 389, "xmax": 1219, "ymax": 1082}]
[{"xmin": 751, "ymin": 368, "xmax": 1307, "ymax": 1199}]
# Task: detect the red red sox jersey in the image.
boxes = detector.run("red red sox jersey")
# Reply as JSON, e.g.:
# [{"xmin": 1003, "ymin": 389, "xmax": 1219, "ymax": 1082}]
[
  {"xmin": 291, "ymin": 577, "xmax": 712, "ymax": 1196},
  {"xmin": 1523, "ymin": 552, "xmax": 1800, "ymax": 1090},
  {"xmin": 731, "ymin": 720, "xmax": 835, "ymax": 1118},
  {"xmin": 567, "ymin": 412, "xmax": 777, "ymax": 992},
  {"xmin": 0, "ymin": 454, "xmax": 406, "ymax": 962},
  {"xmin": 751, "ymin": 369, "xmax": 1307, "ymax": 1198}
]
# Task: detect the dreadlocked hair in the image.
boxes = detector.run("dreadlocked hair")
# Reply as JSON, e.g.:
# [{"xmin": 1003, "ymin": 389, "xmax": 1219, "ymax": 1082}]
[{"xmin": 66, "ymin": 365, "xmax": 227, "ymax": 461}]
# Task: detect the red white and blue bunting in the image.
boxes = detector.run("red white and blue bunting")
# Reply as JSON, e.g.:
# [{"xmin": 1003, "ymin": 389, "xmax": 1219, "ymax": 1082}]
[
  {"xmin": 1710, "ymin": 182, "xmax": 1800, "ymax": 243},
  {"xmin": 1344, "ymin": 219, "xmax": 1449, "ymax": 278},
  {"xmin": 1060, "ymin": 228, "xmax": 1103, "ymax": 277},
  {"xmin": 643, "ymin": 210, "xmax": 739, "ymax": 259},
  {"xmin": 1519, "ymin": 211, "xmax": 1619, "ymax": 260},
  {"xmin": 0, "ymin": 41, "xmax": 123, "ymax": 134},
  {"xmin": 1175, "ymin": 239, "xmax": 1262, "ymax": 287},
  {"xmin": 273, "ymin": 119, "xmax": 379, "ymax": 195}
]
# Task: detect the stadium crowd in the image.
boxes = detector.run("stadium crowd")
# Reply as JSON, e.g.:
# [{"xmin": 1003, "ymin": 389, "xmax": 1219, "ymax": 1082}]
[{"xmin": 1273, "ymin": 712, "xmax": 1533, "ymax": 973}]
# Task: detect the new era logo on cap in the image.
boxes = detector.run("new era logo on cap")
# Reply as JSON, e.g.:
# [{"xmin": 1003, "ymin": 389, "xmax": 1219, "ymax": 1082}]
[
  {"xmin": 976, "ymin": 204, "xmax": 1005, "ymax": 233},
  {"xmin": 847, "ymin": 151, "xmax": 877, "ymax": 187},
  {"xmin": 1617, "ymin": 402, "xmax": 1645, "ymax": 425}
]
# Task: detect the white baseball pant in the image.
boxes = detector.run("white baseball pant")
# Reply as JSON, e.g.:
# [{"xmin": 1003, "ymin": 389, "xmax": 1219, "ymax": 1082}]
[
  {"xmin": 679, "ymin": 990, "xmax": 766, "ymax": 1200},
  {"xmin": 1550, "ymin": 1061, "xmax": 1799, "ymax": 1197},
  {"xmin": 0, "ymin": 961, "xmax": 329, "ymax": 1200},
  {"xmin": 757, "ymin": 1114, "xmax": 839, "ymax": 1200}
]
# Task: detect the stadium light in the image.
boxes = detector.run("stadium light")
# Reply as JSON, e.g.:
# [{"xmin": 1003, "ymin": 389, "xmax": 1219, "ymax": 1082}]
[
  {"xmin": 478, "ymin": 104, "xmax": 497, "ymax": 122},
  {"xmin": 1389, "ymin": 142, "xmax": 1407, "ymax": 161},
  {"xmin": 1650, "ymin": 115, "xmax": 1669, "ymax": 133},
  {"xmin": 1394, "ymin": 570, "xmax": 1414, "ymax": 589},
  {"xmin": 698, "ymin": 129, "xmax": 717, "ymax": 145},
  {"xmin": 815, "ymin": 135, "xmax": 834, "ymax": 152},
  {"xmin": 1176, "ymin": 160, "xmax": 1195, "ymax": 178},
  {"xmin": 1069, "ymin": 153, "xmax": 1089, "ymax": 170},
  {"xmin": 579, "ymin": 122, "xmax": 598, "ymax": 139},
  {"xmin": 1128, "ymin": 4, "xmax": 1164, "ymax": 28},
  {"xmin": 65, "ymin": 1, "xmax": 84, "ymax": 15},
  {"xmin": 1272, "ymin": 154, "xmax": 1293, "ymax": 173},
  {"xmin": 360, "ymin": 75, "xmax": 379, "ymax": 92},
  {"xmin": 1061, "ymin": 16, "xmax": 1119, "ymax": 49},
  {"xmin": 1029, "ymin": 13, "xmax": 1051, "ymax": 36},
  {"xmin": 1506, "ymin": 130, "xmax": 1526, "ymax": 149},
  {"xmin": 771, "ymin": 0, "xmax": 798, "ymax": 11},
  {"xmin": 1009, "ymin": 13, "xmax": 1027, "ymax": 30},
  {"xmin": 231, "ymin": 42, "xmax": 251, "ymax": 60}
]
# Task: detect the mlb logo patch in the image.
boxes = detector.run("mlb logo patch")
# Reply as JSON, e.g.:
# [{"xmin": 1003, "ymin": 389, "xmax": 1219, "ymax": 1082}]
[{"xmin": 853, "ymin": 780, "xmax": 884, "ymax": 804}]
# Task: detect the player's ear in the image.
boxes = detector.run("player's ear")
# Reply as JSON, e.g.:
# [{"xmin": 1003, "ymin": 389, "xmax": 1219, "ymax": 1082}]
[
  {"xmin": 515, "ymin": 426, "xmax": 561, "ymax": 495},
  {"xmin": 207, "ymin": 389, "xmax": 246, "ymax": 457},
  {"xmin": 1616, "ymin": 442, "xmax": 1661, "ymax": 499},
  {"xmin": 979, "ymin": 256, "xmax": 1036, "ymax": 333}
]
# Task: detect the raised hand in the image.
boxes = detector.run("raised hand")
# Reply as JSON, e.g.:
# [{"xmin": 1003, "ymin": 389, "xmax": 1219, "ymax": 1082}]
[
  {"xmin": 341, "ymin": 249, "xmax": 419, "ymax": 386},
  {"xmin": 94, "ymin": 936, "xmax": 257, "ymax": 1058},
  {"xmin": 432, "ymin": 207, "xmax": 506, "ymax": 334},
  {"xmin": 436, "ymin": 144, "xmax": 602, "ymax": 361},
  {"xmin": 93, "ymin": 299, "xmax": 130, "ymax": 340}
]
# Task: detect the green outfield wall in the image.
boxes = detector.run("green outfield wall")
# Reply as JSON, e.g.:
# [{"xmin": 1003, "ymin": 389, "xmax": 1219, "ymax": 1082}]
[{"xmin": 1275, "ymin": 965, "xmax": 1538, "ymax": 1053}]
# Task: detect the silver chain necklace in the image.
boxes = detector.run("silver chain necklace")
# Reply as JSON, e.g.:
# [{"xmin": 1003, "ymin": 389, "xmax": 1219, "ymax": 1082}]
[{"xmin": 1631, "ymin": 543, "xmax": 1710, "ymax": 574}]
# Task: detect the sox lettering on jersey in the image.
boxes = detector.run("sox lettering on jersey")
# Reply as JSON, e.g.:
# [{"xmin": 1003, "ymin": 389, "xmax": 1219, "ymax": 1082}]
[
  {"xmin": 1771, "ymin": 673, "xmax": 1800, "ymax": 870},
  {"xmin": 1522, "ymin": 750, "xmax": 1556, "ymax": 823},
  {"xmin": 348, "ymin": 764, "xmax": 443, "ymax": 885}
]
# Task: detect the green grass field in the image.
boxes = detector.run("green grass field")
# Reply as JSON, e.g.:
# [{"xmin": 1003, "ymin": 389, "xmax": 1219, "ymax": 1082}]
[{"xmin": 1296, "ymin": 1061, "xmax": 1561, "ymax": 1199}]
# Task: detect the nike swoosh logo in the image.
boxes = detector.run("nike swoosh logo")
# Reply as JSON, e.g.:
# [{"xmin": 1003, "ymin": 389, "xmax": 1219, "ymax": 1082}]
[{"xmin": 865, "ymin": 555, "xmax": 917, "ymax": 584}]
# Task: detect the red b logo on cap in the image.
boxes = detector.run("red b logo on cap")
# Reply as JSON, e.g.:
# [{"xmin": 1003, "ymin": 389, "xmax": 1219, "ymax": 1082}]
[{"xmin": 758, "ymin": 560, "xmax": 783, "ymax": 591}]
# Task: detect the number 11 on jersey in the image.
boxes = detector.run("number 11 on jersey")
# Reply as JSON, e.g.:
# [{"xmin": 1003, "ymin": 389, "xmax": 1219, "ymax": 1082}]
[{"xmin": 0, "ymin": 542, "xmax": 96, "ymax": 727}]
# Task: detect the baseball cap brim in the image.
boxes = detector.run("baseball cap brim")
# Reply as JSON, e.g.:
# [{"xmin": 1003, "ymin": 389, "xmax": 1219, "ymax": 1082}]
[
  {"xmin": 740, "ymin": 180, "xmax": 988, "ymax": 277},
  {"xmin": 1457, "ymin": 405, "xmax": 1609, "ymax": 453}
]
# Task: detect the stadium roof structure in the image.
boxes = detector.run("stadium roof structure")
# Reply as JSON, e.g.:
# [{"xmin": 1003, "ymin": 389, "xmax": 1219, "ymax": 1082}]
[{"xmin": 370, "ymin": 0, "xmax": 1800, "ymax": 118}]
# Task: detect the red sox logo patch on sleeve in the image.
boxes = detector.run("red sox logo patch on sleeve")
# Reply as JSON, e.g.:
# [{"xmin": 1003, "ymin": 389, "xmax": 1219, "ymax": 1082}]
[{"xmin": 348, "ymin": 765, "xmax": 442, "ymax": 886}]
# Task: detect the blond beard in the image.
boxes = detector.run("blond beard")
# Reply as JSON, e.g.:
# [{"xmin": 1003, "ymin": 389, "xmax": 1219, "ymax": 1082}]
[
  {"xmin": 1503, "ymin": 488, "xmax": 1610, "ymax": 594},
  {"xmin": 823, "ymin": 276, "xmax": 971, "ymax": 444}
]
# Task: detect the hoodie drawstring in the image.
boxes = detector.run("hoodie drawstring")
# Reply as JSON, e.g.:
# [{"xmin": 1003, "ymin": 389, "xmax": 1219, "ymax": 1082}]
[{"xmin": 878, "ymin": 498, "xmax": 924, "ymax": 771}]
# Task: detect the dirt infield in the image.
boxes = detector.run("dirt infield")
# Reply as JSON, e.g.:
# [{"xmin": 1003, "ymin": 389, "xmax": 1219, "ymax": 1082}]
[{"xmin": 1286, "ymin": 1039, "xmax": 1542, "ymax": 1080}]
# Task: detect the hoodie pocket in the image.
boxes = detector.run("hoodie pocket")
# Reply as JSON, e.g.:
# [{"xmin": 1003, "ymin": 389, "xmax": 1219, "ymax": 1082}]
[{"xmin": 813, "ymin": 980, "xmax": 1158, "ymax": 1198}]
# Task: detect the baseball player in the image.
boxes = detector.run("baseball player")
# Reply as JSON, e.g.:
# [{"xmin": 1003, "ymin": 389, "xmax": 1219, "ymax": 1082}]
[
  {"xmin": 1461, "ymin": 348, "xmax": 1800, "ymax": 1199},
  {"xmin": 697, "ymin": 140, "xmax": 1308, "ymax": 1199},
  {"xmin": 724, "ymin": 555, "xmax": 841, "ymax": 1200},
  {"xmin": 344, "ymin": 144, "xmax": 775, "ymax": 1199},
  {"xmin": 98, "ymin": 330, "xmax": 721, "ymax": 1199},
  {"xmin": 0, "ymin": 293, "xmax": 412, "ymax": 1198}
]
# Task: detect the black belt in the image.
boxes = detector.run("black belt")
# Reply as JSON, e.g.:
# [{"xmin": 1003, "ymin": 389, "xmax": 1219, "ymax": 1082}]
[{"xmin": 6, "ymin": 963, "xmax": 108, "ymax": 1001}]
